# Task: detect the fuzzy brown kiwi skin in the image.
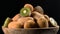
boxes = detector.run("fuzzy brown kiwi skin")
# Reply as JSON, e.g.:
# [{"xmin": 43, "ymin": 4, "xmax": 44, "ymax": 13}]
[
  {"xmin": 44, "ymin": 15, "xmax": 50, "ymax": 21},
  {"xmin": 17, "ymin": 17, "xmax": 34, "ymax": 28},
  {"xmin": 37, "ymin": 18, "xmax": 49, "ymax": 28},
  {"xmin": 35, "ymin": 6, "xmax": 44, "ymax": 14},
  {"xmin": 31, "ymin": 11, "xmax": 49, "ymax": 28},
  {"xmin": 31, "ymin": 11, "xmax": 44, "ymax": 20},
  {"xmin": 24, "ymin": 4, "xmax": 34, "ymax": 12},
  {"xmin": 12, "ymin": 14, "xmax": 21, "ymax": 21},
  {"xmin": 24, "ymin": 20, "xmax": 36, "ymax": 29},
  {"xmin": 8, "ymin": 21, "xmax": 23, "ymax": 29}
]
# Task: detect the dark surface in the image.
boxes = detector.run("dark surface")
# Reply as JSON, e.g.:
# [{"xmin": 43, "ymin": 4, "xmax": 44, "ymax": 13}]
[{"xmin": 0, "ymin": 0, "xmax": 60, "ymax": 34}]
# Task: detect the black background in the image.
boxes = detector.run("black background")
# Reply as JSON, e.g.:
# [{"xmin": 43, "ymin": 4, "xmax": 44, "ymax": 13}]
[{"xmin": 0, "ymin": 0, "xmax": 60, "ymax": 34}]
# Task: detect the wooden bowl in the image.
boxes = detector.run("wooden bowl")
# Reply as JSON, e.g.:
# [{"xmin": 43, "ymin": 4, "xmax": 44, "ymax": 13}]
[{"xmin": 2, "ymin": 26, "xmax": 59, "ymax": 34}]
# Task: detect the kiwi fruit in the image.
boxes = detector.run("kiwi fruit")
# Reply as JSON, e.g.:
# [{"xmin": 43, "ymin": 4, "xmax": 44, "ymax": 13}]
[
  {"xmin": 24, "ymin": 20, "xmax": 36, "ymax": 29},
  {"xmin": 37, "ymin": 18, "xmax": 48, "ymax": 28},
  {"xmin": 49, "ymin": 17, "xmax": 58, "ymax": 27},
  {"xmin": 8, "ymin": 21, "xmax": 23, "ymax": 29},
  {"xmin": 17, "ymin": 17, "xmax": 34, "ymax": 27},
  {"xmin": 12, "ymin": 14, "xmax": 21, "ymax": 21},
  {"xmin": 3, "ymin": 17, "xmax": 11, "ymax": 27},
  {"xmin": 24, "ymin": 4, "xmax": 34, "ymax": 11},
  {"xmin": 44, "ymin": 15, "xmax": 50, "ymax": 21},
  {"xmin": 35, "ymin": 6, "xmax": 44, "ymax": 14},
  {"xmin": 31, "ymin": 11, "xmax": 44, "ymax": 20},
  {"xmin": 20, "ymin": 7, "xmax": 31, "ymax": 17}
]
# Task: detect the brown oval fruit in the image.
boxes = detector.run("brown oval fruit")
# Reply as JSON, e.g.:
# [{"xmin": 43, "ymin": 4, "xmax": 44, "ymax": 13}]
[
  {"xmin": 44, "ymin": 15, "xmax": 50, "ymax": 21},
  {"xmin": 17, "ymin": 17, "xmax": 34, "ymax": 27},
  {"xmin": 8, "ymin": 21, "xmax": 22, "ymax": 29},
  {"xmin": 24, "ymin": 20, "xmax": 36, "ymax": 29},
  {"xmin": 32, "ymin": 11, "xmax": 44, "ymax": 20},
  {"xmin": 35, "ymin": 6, "xmax": 44, "ymax": 14},
  {"xmin": 24, "ymin": 4, "xmax": 34, "ymax": 11},
  {"xmin": 31, "ymin": 11, "xmax": 49, "ymax": 28},
  {"xmin": 12, "ymin": 14, "xmax": 21, "ymax": 21},
  {"xmin": 37, "ymin": 17, "xmax": 49, "ymax": 28}
]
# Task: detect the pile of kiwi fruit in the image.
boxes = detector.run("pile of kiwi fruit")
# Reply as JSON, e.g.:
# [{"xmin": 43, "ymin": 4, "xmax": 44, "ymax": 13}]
[{"xmin": 2, "ymin": 4, "xmax": 59, "ymax": 29}]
